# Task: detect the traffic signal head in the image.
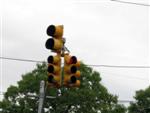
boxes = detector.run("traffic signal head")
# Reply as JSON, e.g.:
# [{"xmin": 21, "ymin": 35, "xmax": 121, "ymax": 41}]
[
  {"xmin": 64, "ymin": 54, "xmax": 81, "ymax": 87},
  {"xmin": 46, "ymin": 25, "xmax": 64, "ymax": 53},
  {"xmin": 47, "ymin": 25, "xmax": 63, "ymax": 37},
  {"xmin": 45, "ymin": 38, "xmax": 63, "ymax": 50},
  {"xmin": 47, "ymin": 55, "xmax": 61, "ymax": 87}
]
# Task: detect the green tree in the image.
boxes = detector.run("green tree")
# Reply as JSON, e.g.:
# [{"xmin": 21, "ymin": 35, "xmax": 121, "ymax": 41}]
[
  {"xmin": 128, "ymin": 86, "xmax": 150, "ymax": 113},
  {"xmin": 0, "ymin": 62, "xmax": 126, "ymax": 113}
]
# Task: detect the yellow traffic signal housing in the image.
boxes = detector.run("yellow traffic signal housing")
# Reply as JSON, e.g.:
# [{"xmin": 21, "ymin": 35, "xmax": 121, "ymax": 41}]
[
  {"xmin": 45, "ymin": 38, "xmax": 63, "ymax": 51},
  {"xmin": 64, "ymin": 54, "xmax": 81, "ymax": 87},
  {"xmin": 47, "ymin": 55, "xmax": 61, "ymax": 87},
  {"xmin": 45, "ymin": 25, "xmax": 64, "ymax": 53},
  {"xmin": 47, "ymin": 25, "xmax": 63, "ymax": 37}
]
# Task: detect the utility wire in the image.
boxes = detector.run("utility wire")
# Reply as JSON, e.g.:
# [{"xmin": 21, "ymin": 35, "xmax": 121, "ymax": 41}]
[
  {"xmin": 0, "ymin": 56, "xmax": 150, "ymax": 68},
  {"xmin": 87, "ymin": 64, "xmax": 150, "ymax": 68},
  {"xmin": 0, "ymin": 57, "xmax": 43, "ymax": 63},
  {"xmin": 110, "ymin": 0, "xmax": 150, "ymax": 6}
]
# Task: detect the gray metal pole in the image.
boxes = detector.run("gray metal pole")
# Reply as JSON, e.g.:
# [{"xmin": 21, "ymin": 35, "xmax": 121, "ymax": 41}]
[{"xmin": 38, "ymin": 80, "xmax": 45, "ymax": 113}]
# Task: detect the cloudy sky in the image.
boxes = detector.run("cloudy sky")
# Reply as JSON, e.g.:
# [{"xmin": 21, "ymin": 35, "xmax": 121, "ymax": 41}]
[{"xmin": 1, "ymin": 0, "xmax": 150, "ymax": 102}]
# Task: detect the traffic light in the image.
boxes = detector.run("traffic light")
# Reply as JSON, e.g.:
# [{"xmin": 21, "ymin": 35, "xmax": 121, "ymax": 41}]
[
  {"xmin": 45, "ymin": 24, "xmax": 81, "ymax": 88},
  {"xmin": 64, "ymin": 54, "xmax": 81, "ymax": 87},
  {"xmin": 47, "ymin": 55, "xmax": 61, "ymax": 87},
  {"xmin": 45, "ymin": 25, "xmax": 63, "ymax": 53},
  {"xmin": 45, "ymin": 25, "xmax": 64, "ymax": 87}
]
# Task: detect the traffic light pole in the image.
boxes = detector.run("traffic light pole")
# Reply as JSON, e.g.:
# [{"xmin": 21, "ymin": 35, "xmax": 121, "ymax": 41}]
[
  {"xmin": 38, "ymin": 80, "xmax": 45, "ymax": 113},
  {"xmin": 37, "ymin": 80, "xmax": 57, "ymax": 113},
  {"xmin": 60, "ymin": 39, "xmax": 65, "ymax": 87}
]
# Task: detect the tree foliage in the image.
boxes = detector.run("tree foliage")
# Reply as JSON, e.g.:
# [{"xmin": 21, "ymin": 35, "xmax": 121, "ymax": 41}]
[
  {"xmin": 0, "ymin": 62, "xmax": 126, "ymax": 113},
  {"xmin": 128, "ymin": 86, "xmax": 150, "ymax": 113}
]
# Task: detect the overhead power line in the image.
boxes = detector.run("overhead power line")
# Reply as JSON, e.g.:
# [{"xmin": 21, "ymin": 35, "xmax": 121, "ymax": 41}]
[
  {"xmin": 110, "ymin": 0, "xmax": 150, "ymax": 6},
  {"xmin": 87, "ymin": 64, "xmax": 150, "ymax": 68},
  {"xmin": 0, "ymin": 57, "xmax": 43, "ymax": 63},
  {"xmin": 0, "ymin": 56, "xmax": 150, "ymax": 68}
]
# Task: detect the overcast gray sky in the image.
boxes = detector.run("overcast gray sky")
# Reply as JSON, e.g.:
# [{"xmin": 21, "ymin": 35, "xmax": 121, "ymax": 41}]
[{"xmin": 1, "ymin": 0, "xmax": 150, "ymax": 102}]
